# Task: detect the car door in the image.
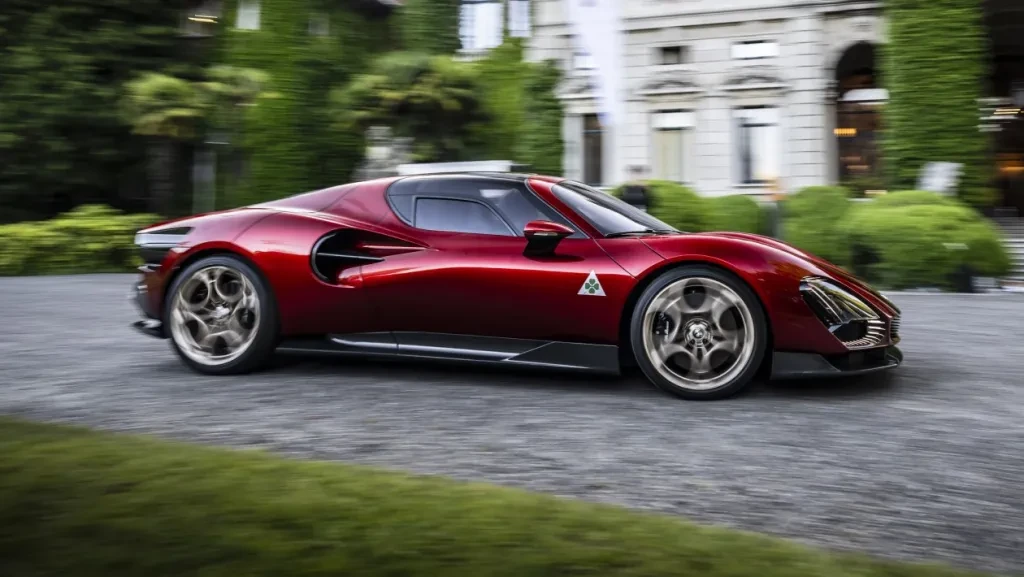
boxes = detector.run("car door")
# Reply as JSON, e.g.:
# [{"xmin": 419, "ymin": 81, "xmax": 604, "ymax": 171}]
[{"xmin": 357, "ymin": 175, "xmax": 635, "ymax": 344}]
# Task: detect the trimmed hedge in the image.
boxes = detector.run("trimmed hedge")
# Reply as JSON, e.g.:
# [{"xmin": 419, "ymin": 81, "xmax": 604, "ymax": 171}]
[
  {"xmin": 841, "ymin": 194, "xmax": 1011, "ymax": 289},
  {"xmin": 780, "ymin": 186, "xmax": 853, "ymax": 266},
  {"xmin": 707, "ymin": 194, "xmax": 764, "ymax": 234},
  {"xmin": 781, "ymin": 188, "xmax": 1011, "ymax": 289},
  {"xmin": 0, "ymin": 205, "xmax": 157, "ymax": 276},
  {"xmin": 0, "ymin": 417, "xmax": 986, "ymax": 577},
  {"xmin": 610, "ymin": 182, "xmax": 768, "ymax": 234},
  {"xmin": 610, "ymin": 180, "xmax": 710, "ymax": 232}
]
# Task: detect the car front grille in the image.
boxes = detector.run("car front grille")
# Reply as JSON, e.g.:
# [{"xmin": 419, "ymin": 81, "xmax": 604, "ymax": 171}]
[
  {"xmin": 890, "ymin": 314, "xmax": 901, "ymax": 340},
  {"xmin": 843, "ymin": 319, "xmax": 888, "ymax": 349}
]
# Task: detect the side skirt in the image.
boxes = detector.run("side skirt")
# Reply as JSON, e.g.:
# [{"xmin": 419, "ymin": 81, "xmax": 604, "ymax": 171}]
[{"xmin": 276, "ymin": 332, "xmax": 622, "ymax": 375}]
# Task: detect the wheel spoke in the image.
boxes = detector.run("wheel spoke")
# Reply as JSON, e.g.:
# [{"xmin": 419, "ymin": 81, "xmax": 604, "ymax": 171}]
[
  {"xmin": 711, "ymin": 329, "xmax": 742, "ymax": 356},
  {"xmin": 685, "ymin": 349, "xmax": 715, "ymax": 377},
  {"xmin": 173, "ymin": 306, "xmax": 210, "ymax": 344},
  {"xmin": 651, "ymin": 342, "xmax": 694, "ymax": 371}
]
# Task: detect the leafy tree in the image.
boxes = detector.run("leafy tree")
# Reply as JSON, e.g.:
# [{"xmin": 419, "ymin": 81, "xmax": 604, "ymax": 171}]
[
  {"xmin": 882, "ymin": 0, "xmax": 995, "ymax": 206},
  {"xmin": 121, "ymin": 66, "xmax": 272, "ymax": 215},
  {"xmin": 0, "ymin": 1, "xmax": 184, "ymax": 222},
  {"xmin": 332, "ymin": 52, "xmax": 488, "ymax": 162},
  {"xmin": 472, "ymin": 40, "xmax": 527, "ymax": 160},
  {"xmin": 122, "ymin": 73, "xmax": 208, "ymax": 216},
  {"xmin": 517, "ymin": 60, "xmax": 564, "ymax": 175}
]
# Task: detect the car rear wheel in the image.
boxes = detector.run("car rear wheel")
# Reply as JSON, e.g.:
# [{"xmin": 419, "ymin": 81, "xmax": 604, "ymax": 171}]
[
  {"xmin": 630, "ymin": 265, "xmax": 767, "ymax": 400},
  {"xmin": 164, "ymin": 254, "xmax": 278, "ymax": 375}
]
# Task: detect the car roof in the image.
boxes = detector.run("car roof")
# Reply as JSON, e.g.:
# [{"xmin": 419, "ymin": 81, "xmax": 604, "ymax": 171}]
[{"xmin": 389, "ymin": 172, "xmax": 562, "ymax": 184}]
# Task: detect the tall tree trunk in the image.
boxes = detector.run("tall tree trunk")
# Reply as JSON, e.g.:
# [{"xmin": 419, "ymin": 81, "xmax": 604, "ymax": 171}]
[{"xmin": 148, "ymin": 139, "xmax": 175, "ymax": 216}]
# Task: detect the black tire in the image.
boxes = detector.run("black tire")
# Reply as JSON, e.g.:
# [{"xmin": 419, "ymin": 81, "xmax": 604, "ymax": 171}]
[
  {"xmin": 163, "ymin": 254, "xmax": 279, "ymax": 375},
  {"xmin": 629, "ymin": 265, "xmax": 768, "ymax": 400}
]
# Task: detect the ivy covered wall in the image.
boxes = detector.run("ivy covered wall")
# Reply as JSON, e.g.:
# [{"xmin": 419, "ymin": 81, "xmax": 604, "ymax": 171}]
[
  {"xmin": 217, "ymin": 0, "xmax": 561, "ymax": 206},
  {"xmin": 218, "ymin": 0, "xmax": 395, "ymax": 207},
  {"xmin": 399, "ymin": 0, "xmax": 460, "ymax": 54},
  {"xmin": 882, "ymin": 0, "xmax": 995, "ymax": 206}
]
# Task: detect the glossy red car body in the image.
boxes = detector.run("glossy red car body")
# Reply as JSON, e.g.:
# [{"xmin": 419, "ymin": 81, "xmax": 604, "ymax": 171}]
[{"xmin": 132, "ymin": 173, "xmax": 902, "ymax": 381}]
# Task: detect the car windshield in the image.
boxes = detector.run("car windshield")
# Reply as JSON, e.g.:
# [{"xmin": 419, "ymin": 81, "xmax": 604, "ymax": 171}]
[{"xmin": 549, "ymin": 180, "xmax": 678, "ymax": 237}]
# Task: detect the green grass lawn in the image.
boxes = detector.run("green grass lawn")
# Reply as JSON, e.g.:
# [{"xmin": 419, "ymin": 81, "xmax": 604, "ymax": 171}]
[{"xmin": 0, "ymin": 417, "xmax": 987, "ymax": 577}]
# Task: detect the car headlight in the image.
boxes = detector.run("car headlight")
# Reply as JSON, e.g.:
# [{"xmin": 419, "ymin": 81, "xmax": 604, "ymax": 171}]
[{"xmin": 800, "ymin": 277, "xmax": 883, "ymax": 347}]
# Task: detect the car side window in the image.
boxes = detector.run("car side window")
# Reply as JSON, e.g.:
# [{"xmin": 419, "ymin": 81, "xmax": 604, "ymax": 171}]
[
  {"xmin": 414, "ymin": 197, "xmax": 515, "ymax": 236},
  {"xmin": 387, "ymin": 175, "xmax": 584, "ymax": 238},
  {"xmin": 481, "ymin": 185, "xmax": 572, "ymax": 234}
]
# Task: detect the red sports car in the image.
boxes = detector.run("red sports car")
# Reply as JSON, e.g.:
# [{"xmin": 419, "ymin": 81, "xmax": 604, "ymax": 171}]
[{"xmin": 131, "ymin": 173, "xmax": 902, "ymax": 400}]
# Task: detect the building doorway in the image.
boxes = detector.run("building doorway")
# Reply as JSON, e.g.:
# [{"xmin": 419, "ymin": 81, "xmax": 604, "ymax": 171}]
[
  {"xmin": 984, "ymin": 0, "xmax": 1024, "ymax": 216},
  {"xmin": 834, "ymin": 42, "xmax": 886, "ymax": 196}
]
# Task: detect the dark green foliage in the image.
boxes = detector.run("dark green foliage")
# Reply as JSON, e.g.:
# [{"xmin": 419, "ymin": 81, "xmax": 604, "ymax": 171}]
[
  {"xmin": 471, "ymin": 39, "xmax": 565, "ymax": 174},
  {"xmin": 0, "ymin": 417, "xmax": 987, "ymax": 577},
  {"xmin": 707, "ymin": 195, "xmax": 764, "ymax": 234},
  {"xmin": 0, "ymin": 206, "xmax": 160, "ymax": 276},
  {"xmin": 517, "ymin": 60, "xmax": 565, "ymax": 175},
  {"xmin": 473, "ymin": 40, "xmax": 528, "ymax": 160},
  {"xmin": 218, "ymin": 0, "xmax": 395, "ymax": 208},
  {"xmin": 841, "ymin": 193, "xmax": 1010, "ymax": 289},
  {"xmin": 399, "ymin": 0, "xmax": 461, "ymax": 54},
  {"xmin": 333, "ymin": 52, "xmax": 488, "ymax": 163},
  {"xmin": 882, "ymin": 0, "xmax": 995, "ymax": 206},
  {"xmin": 611, "ymin": 180, "xmax": 710, "ymax": 232},
  {"xmin": 781, "ymin": 188, "xmax": 1011, "ymax": 288},
  {"xmin": 0, "ymin": 1, "xmax": 186, "ymax": 222},
  {"xmin": 780, "ymin": 186, "xmax": 853, "ymax": 265}
]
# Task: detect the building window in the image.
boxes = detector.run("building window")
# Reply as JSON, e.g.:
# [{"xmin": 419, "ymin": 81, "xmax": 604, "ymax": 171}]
[
  {"xmin": 508, "ymin": 0, "xmax": 530, "ymax": 38},
  {"xmin": 236, "ymin": 0, "xmax": 260, "ymax": 30},
  {"xmin": 581, "ymin": 116, "xmax": 602, "ymax": 188},
  {"xmin": 732, "ymin": 40, "xmax": 779, "ymax": 60},
  {"xmin": 652, "ymin": 111, "xmax": 695, "ymax": 183},
  {"xmin": 734, "ymin": 107, "xmax": 780, "ymax": 185},
  {"xmin": 574, "ymin": 50, "xmax": 596, "ymax": 71},
  {"xmin": 460, "ymin": 0, "xmax": 503, "ymax": 51},
  {"xmin": 658, "ymin": 46, "xmax": 687, "ymax": 66},
  {"xmin": 583, "ymin": 114, "xmax": 604, "ymax": 186},
  {"xmin": 309, "ymin": 12, "xmax": 329, "ymax": 37}
]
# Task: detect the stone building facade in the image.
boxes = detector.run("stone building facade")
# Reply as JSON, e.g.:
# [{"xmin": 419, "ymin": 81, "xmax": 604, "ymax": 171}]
[{"xmin": 524, "ymin": 0, "xmax": 888, "ymax": 196}]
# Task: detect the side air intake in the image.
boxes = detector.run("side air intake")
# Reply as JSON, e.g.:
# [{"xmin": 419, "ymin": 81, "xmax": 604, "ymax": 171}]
[
  {"xmin": 310, "ymin": 230, "xmax": 386, "ymax": 283},
  {"xmin": 310, "ymin": 229, "xmax": 423, "ymax": 283}
]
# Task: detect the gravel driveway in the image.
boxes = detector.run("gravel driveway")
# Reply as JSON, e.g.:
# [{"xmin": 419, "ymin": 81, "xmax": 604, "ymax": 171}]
[{"xmin": 1, "ymin": 274, "xmax": 1023, "ymax": 574}]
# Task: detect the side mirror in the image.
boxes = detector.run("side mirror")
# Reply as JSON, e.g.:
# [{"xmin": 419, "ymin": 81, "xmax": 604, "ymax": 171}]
[{"xmin": 523, "ymin": 220, "xmax": 574, "ymax": 256}]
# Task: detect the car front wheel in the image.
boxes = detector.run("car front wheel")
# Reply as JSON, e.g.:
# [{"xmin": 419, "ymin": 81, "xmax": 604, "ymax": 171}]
[
  {"xmin": 164, "ymin": 254, "xmax": 279, "ymax": 375},
  {"xmin": 630, "ymin": 265, "xmax": 767, "ymax": 400}
]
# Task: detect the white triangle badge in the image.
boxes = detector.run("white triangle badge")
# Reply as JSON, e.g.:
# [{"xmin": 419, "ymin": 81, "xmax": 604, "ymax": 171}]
[{"xmin": 578, "ymin": 270, "xmax": 606, "ymax": 296}]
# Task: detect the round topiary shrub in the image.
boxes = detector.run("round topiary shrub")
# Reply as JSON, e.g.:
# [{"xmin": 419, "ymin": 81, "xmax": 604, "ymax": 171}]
[
  {"xmin": 781, "ymin": 186, "xmax": 853, "ymax": 266},
  {"xmin": 707, "ymin": 194, "xmax": 764, "ymax": 234},
  {"xmin": 611, "ymin": 180, "xmax": 710, "ymax": 232},
  {"xmin": 842, "ymin": 200, "xmax": 1010, "ymax": 289}
]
